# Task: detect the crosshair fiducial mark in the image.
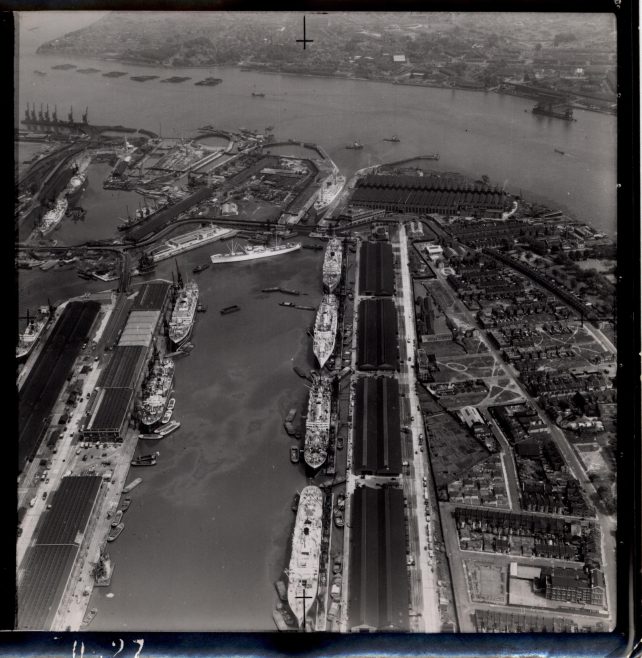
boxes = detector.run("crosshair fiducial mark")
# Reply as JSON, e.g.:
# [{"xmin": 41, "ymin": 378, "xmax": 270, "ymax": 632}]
[{"xmin": 296, "ymin": 15, "xmax": 314, "ymax": 50}]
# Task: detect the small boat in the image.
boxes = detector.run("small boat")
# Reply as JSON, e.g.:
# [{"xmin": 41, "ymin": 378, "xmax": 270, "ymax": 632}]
[
  {"xmin": 167, "ymin": 398, "xmax": 176, "ymax": 411},
  {"xmin": 107, "ymin": 523, "xmax": 124, "ymax": 542},
  {"xmin": 279, "ymin": 301, "xmax": 294, "ymax": 308},
  {"xmin": 345, "ymin": 141, "xmax": 363, "ymax": 150},
  {"xmin": 138, "ymin": 433, "xmax": 162, "ymax": 440},
  {"xmin": 285, "ymin": 408, "xmax": 297, "ymax": 423},
  {"xmin": 252, "ymin": 92, "xmax": 266, "ymax": 97},
  {"xmin": 220, "ymin": 304, "xmax": 240, "ymax": 315},
  {"xmin": 193, "ymin": 263, "xmax": 210, "ymax": 274},
  {"xmin": 554, "ymin": 148, "xmax": 565, "ymax": 155},
  {"xmin": 120, "ymin": 497, "xmax": 132, "ymax": 513},
  {"xmin": 161, "ymin": 409, "xmax": 172, "ymax": 424},
  {"xmin": 290, "ymin": 447, "xmax": 300, "ymax": 463},
  {"xmin": 111, "ymin": 510, "xmax": 123, "ymax": 527},
  {"xmin": 155, "ymin": 420, "xmax": 180, "ymax": 437},
  {"xmin": 291, "ymin": 493, "xmax": 300, "ymax": 512},
  {"xmin": 262, "ymin": 286, "xmax": 280, "ymax": 292},
  {"xmin": 279, "ymin": 288, "xmax": 300, "ymax": 296},
  {"xmin": 384, "ymin": 135, "xmax": 400, "ymax": 142},
  {"xmin": 81, "ymin": 608, "xmax": 98, "ymax": 627},
  {"xmin": 196, "ymin": 304, "xmax": 207, "ymax": 313},
  {"xmin": 131, "ymin": 457, "xmax": 157, "ymax": 466},
  {"xmin": 275, "ymin": 579, "xmax": 288, "ymax": 601},
  {"xmin": 122, "ymin": 477, "xmax": 142, "ymax": 493},
  {"xmin": 302, "ymin": 244, "xmax": 324, "ymax": 251},
  {"xmin": 333, "ymin": 510, "xmax": 344, "ymax": 528}
]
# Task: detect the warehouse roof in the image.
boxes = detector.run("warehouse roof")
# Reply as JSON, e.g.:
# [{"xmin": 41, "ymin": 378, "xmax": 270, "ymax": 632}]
[
  {"xmin": 359, "ymin": 241, "xmax": 394, "ymax": 296},
  {"xmin": 118, "ymin": 310, "xmax": 160, "ymax": 347},
  {"xmin": 18, "ymin": 301, "xmax": 100, "ymax": 471},
  {"xmin": 353, "ymin": 377, "xmax": 401, "ymax": 475},
  {"xmin": 357, "ymin": 298, "xmax": 399, "ymax": 371},
  {"xmin": 85, "ymin": 387, "xmax": 133, "ymax": 433},
  {"xmin": 97, "ymin": 345, "xmax": 147, "ymax": 389},
  {"xmin": 132, "ymin": 281, "xmax": 171, "ymax": 311},
  {"xmin": 348, "ymin": 487, "xmax": 408, "ymax": 631}
]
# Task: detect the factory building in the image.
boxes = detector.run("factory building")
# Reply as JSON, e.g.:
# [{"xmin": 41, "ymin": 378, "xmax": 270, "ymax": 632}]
[
  {"xmin": 356, "ymin": 299, "xmax": 399, "ymax": 371},
  {"xmin": 358, "ymin": 241, "xmax": 394, "ymax": 296}
]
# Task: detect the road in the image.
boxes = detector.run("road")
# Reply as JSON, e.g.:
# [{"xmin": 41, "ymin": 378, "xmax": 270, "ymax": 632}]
[{"xmin": 396, "ymin": 222, "xmax": 441, "ymax": 632}]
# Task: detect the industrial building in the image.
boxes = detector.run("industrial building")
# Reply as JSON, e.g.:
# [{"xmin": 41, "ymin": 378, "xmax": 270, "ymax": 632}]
[
  {"xmin": 350, "ymin": 174, "xmax": 508, "ymax": 215},
  {"xmin": 82, "ymin": 387, "xmax": 134, "ymax": 441},
  {"xmin": 537, "ymin": 565, "xmax": 605, "ymax": 607},
  {"xmin": 17, "ymin": 476, "xmax": 102, "ymax": 630},
  {"xmin": 353, "ymin": 377, "xmax": 402, "ymax": 475},
  {"xmin": 356, "ymin": 299, "xmax": 399, "ymax": 371},
  {"xmin": 348, "ymin": 486, "xmax": 409, "ymax": 631},
  {"xmin": 118, "ymin": 310, "xmax": 161, "ymax": 348},
  {"xmin": 358, "ymin": 241, "xmax": 394, "ymax": 296},
  {"xmin": 18, "ymin": 301, "xmax": 100, "ymax": 472},
  {"xmin": 131, "ymin": 281, "xmax": 172, "ymax": 312}
]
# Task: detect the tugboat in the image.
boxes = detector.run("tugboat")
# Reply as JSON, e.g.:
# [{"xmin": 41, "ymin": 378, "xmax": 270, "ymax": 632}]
[
  {"xmin": 220, "ymin": 304, "xmax": 240, "ymax": 315},
  {"xmin": 81, "ymin": 608, "xmax": 98, "ymax": 627},
  {"xmin": 383, "ymin": 135, "xmax": 400, "ymax": 142},
  {"xmin": 290, "ymin": 446, "xmax": 300, "ymax": 463},
  {"xmin": 192, "ymin": 263, "xmax": 210, "ymax": 274},
  {"xmin": 554, "ymin": 148, "xmax": 565, "ymax": 155},
  {"xmin": 251, "ymin": 92, "xmax": 266, "ymax": 97},
  {"xmin": 345, "ymin": 141, "xmax": 363, "ymax": 150}
]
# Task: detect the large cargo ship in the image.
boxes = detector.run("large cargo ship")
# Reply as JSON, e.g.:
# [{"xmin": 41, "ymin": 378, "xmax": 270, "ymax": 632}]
[
  {"xmin": 210, "ymin": 239, "xmax": 301, "ymax": 264},
  {"xmin": 322, "ymin": 238, "xmax": 343, "ymax": 294},
  {"xmin": 312, "ymin": 294, "xmax": 338, "ymax": 368},
  {"xmin": 16, "ymin": 306, "xmax": 50, "ymax": 361},
  {"xmin": 138, "ymin": 355, "xmax": 174, "ymax": 428},
  {"xmin": 148, "ymin": 226, "xmax": 238, "ymax": 263},
  {"xmin": 38, "ymin": 197, "xmax": 68, "ymax": 235},
  {"xmin": 168, "ymin": 280, "xmax": 199, "ymax": 347},
  {"xmin": 313, "ymin": 173, "xmax": 345, "ymax": 214},
  {"xmin": 286, "ymin": 485, "xmax": 323, "ymax": 629},
  {"xmin": 532, "ymin": 102, "xmax": 575, "ymax": 121},
  {"xmin": 303, "ymin": 374, "xmax": 332, "ymax": 474}
]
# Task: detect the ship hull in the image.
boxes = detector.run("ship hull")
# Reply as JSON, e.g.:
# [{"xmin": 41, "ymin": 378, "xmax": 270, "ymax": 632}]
[
  {"xmin": 168, "ymin": 322, "xmax": 194, "ymax": 348},
  {"xmin": 286, "ymin": 485, "xmax": 323, "ymax": 629},
  {"xmin": 210, "ymin": 243, "xmax": 301, "ymax": 263}
]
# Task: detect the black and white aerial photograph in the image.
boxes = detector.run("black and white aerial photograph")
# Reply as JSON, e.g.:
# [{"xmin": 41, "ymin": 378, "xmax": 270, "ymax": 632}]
[{"xmin": 14, "ymin": 8, "xmax": 625, "ymax": 643}]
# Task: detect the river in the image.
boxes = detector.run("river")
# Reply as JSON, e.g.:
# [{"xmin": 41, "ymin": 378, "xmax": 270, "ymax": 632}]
[{"xmin": 16, "ymin": 12, "xmax": 617, "ymax": 632}]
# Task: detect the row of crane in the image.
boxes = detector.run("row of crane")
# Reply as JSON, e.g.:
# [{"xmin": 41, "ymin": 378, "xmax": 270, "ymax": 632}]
[{"xmin": 23, "ymin": 103, "xmax": 89, "ymax": 125}]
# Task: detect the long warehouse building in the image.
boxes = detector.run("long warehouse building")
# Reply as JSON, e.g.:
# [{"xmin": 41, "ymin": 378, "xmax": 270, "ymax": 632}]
[
  {"xmin": 353, "ymin": 377, "xmax": 402, "ymax": 476},
  {"xmin": 348, "ymin": 486, "xmax": 409, "ymax": 631},
  {"xmin": 18, "ymin": 301, "xmax": 100, "ymax": 471},
  {"xmin": 356, "ymin": 298, "xmax": 399, "ymax": 371},
  {"xmin": 17, "ymin": 476, "xmax": 102, "ymax": 630},
  {"xmin": 358, "ymin": 241, "xmax": 394, "ymax": 296},
  {"xmin": 350, "ymin": 174, "xmax": 509, "ymax": 215}
]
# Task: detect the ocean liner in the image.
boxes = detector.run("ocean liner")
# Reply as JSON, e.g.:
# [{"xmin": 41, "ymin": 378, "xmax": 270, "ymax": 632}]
[
  {"xmin": 313, "ymin": 173, "xmax": 345, "ymax": 214},
  {"xmin": 286, "ymin": 485, "xmax": 323, "ymax": 629},
  {"xmin": 38, "ymin": 198, "xmax": 68, "ymax": 235},
  {"xmin": 322, "ymin": 238, "xmax": 343, "ymax": 293},
  {"xmin": 65, "ymin": 156, "xmax": 90, "ymax": 203},
  {"xmin": 16, "ymin": 306, "xmax": 51, "ymax": 360},
  {"xmin": 312, "ymin": 294, "xmax": 338, "ymax": 368},
  {"xmin": 168, "ymin": 273, "xmax": 199, "ymax": 348},
  {"xmin": 138, "ymin": 354, "xmax": 174, "ymax": 428},
  {"xmin": 210, "ymin": 239, "xmax": 301, "ymax": 264},
  {"xmin": 303, "ymin": 374, "xmax": 332, "ymax": 474}
]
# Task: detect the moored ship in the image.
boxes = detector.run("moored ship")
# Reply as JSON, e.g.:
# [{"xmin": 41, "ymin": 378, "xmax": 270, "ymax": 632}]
[
  {"xmin": 322, "ymin": 238, "xmax": 343, "ymax": 294},
  {"xmin": 38, "ymin": 198, "xmax": 68, "ymax": 235},
  {"xmin": 303, "ymin": 374, "xmax": 332, "ymax": 474},
  {"xmin": 168, "ymin": 279, "xmax": 199, "ymax": 348},
  {"xmin": 313, "ymin": 174, "xmax": 346, "ymax": 214},
  {"xmin": 149, "ymin": 226, "xmax": 238, "ymax": 263},
  {"xmin": 64, "ymin": 156, "xmax": 90, "ymax": 203},
  {"xmin": 210, "ymin": 239, "xmax": 301, "ymax": 264},
  {"xmin": 312, "ymin": 294, "xmax": 338, "ymax": 368},
  {"xmin": 138, "ymin": 354, "xmax": 174, "ymax": 428},
  {"xmin": 16, "ymin": 306, "xmax": 51, "ymax": 360},
  {"xmin": 286, "ymin": 485, "xmax": 323, "ymax": 629}
]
